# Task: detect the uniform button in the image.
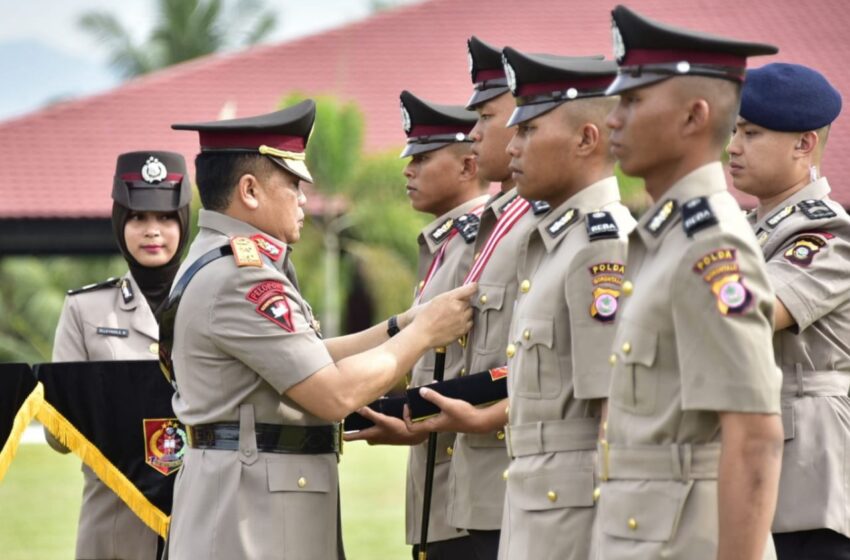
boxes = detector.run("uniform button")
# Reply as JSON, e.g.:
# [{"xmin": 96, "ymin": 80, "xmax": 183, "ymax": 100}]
[
  {"xmin": 242, "ymin": 448, "xmax": 253, "ymax": 456},
  {"xmin": 622, "ymin": 280, "xmax": 634, "ymax": 296},
  {"xmin": 460, "ymin": 367, "xmax": 466, "ymax": 376},
  {"xmin": 520, "ymin": 279, "xmax": 531, "ymax": 293},
  {"xmin": 496, "ymin": 430, "xmax": 505, "ymax": 440},
  {"xmin": 609, "ymin": 353, "xmax": 617, "ymax": 365},
  {"xmin": 502, "ymin": 469, "xmax": 509, "ymax": 481},
  {"xmin": 628, "ymin": 517, "xmax": 638, "ymax": 530},
  {"xmin": 506, "ymin": 344, "xmax": 517, "ymax": 359},
  {"xmin": 522, "ymin": 329, "xmax": 531, "ymax": 340},
  {"xmin": 479, "ymin": 294, "xmax": 488, "ymax": 305},
  {"xmin": 547, "ymin": 491, "xmax": 557, "ymax": 502},
  {"xmin": 593, "ymin": 487, "xmax": 601, "ymax": 502},
  {"xmin": 446, "ymin": 446, "xmax": 454, "ymax": 456},
  {"xmin": 297, "ymin": 477, "xmax": 307, "ymax": 488},
  {"xmin": 149, "ymin": 342, "xmax": 159, "ymax": 354},
  {"xmin": 621, "ymin": 342, "xmax": 632, "ymax": 354}
]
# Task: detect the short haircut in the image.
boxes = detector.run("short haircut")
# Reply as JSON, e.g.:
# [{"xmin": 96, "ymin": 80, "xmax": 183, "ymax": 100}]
[
  {"xmin": 677, "ymin": 77, "xmax": 742, "ymax": 147},
  {"xmin": 194, "ymin": 153, "xmax": 275, "ymax": 211},
  {"xmin": 563, "ymin": 97, "xmax": 620, "ymax": 163}
]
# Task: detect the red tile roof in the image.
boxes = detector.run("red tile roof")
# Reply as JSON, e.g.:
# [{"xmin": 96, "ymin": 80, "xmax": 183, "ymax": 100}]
[{"xmin": 1, "ymin": 0, "xmax": 848, "ymax": 218}]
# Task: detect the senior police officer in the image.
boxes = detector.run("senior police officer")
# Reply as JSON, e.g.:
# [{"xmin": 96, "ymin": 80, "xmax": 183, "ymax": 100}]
[
  {"xmin": 495, "ymin": 47, "xmax": 633, "ymax": 560},
  {"xmin": 344, "ymin": 91, "xmax": 489, "ymax": 559},
  {"xmin": 401, "ymin": 36, "xmax": 551, "ymax": 559},
  {"xmin": 164, "ymin": 100, "xmax": 476, "ymax": 559},
  {"xmin": 595, "ymin": 6, "xmax": 784, "ymax": 560},
  {"xmin": 728, "ymin": 63, "xmax": 850, "ymax": 559}
]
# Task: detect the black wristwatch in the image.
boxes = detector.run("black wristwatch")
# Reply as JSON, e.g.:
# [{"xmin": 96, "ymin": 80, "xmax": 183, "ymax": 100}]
[{"xmin": 387, "ymin": 315, "xmax": 401, "ymax": 337}]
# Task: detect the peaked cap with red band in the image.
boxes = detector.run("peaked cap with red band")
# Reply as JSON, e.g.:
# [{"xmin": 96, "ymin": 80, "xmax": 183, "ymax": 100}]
[
  {"xmin": 112, "ymin": 151, "xmax": 191, "ymax": 212},
  {"xmin": 172, "ymin": 99, "xmax": 316, "ymax": 183},
  {"xmin": 501, "ymin": 47, "xmax": 614, "ymax": 127},
  {"xmin": 466, "ymin": 36, "xmax": 511, "ymax": 110},
  {"xmin": 607, "ymin": 5, "xmax": 777, "ymax": 95},
  {"xmin": 399, "ymin": 90, "xmax": 477, "ymax": 158}
]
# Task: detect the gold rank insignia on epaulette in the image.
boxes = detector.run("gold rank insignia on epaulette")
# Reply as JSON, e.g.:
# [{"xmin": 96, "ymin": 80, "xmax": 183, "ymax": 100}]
[
  {"xmin": 67, "ymin": 277, "xmax": 121, "ymax": 296},
  {"xmin": 230, "ymin": 236, "xmax": 263, "ymax": 267}
]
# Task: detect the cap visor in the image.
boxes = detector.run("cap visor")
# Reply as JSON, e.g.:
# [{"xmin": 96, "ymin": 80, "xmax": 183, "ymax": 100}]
[
  {"xmin": 126, "ymin": 187, "xmax": 183, "ymax": 212},
  {"xmin": 605, "ymin": 72, "xmax": 670, "ymax": 96},
  {"xmin": 400, "ymin": 141, "xmax": 454, "ymax": 158},
  {"xmin": 506, "ymin": 101, "xmax": 562, "ymax": 127},
  {"xmin": 269, "ymin": 157, "xmax": 313, "ymax": 184},
  {"xmin": 465, "ymin": 87, "xmax": 510, "ymax": 110}
]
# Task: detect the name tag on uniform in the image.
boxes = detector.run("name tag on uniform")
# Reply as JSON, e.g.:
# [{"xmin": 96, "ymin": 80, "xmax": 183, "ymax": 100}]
[{"xmin": 96, "ymin": 327, "xmax": 129, "ymax": 337}]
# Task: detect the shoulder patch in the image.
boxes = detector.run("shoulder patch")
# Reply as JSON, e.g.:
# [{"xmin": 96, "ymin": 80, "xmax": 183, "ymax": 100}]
[
  {"xmin": 453, "ymin": 213, "xmax": 481, "ymax": 244},
  {"xmin": 681, "ymin": 197, "xmax": 718, "ymax": 237},
  {"xmin": 588, "ymin": 262, "xmax": 625, "ymax": 323},
  {"xmin": 586, "ymin": 211, "xmax": 619, "ymax": 241},
  {"xmin": 430, "ymin": 217, "xmax": 454, "ymax": 244},
  {"xmin": 798, "ymin": 199, "xmax": 837, "ymax": 221},
  {"xmin": 230, "ymin": 236, "xmax": 263, "ymax": 267},
  {"xmin": 246, "ymin": 280, "xmax": 294, "ymax": 332},
  {"xmin": 765, "ymin": 205, "xmax": 796, "ymax": 229},
  {"xmin": 783, "ymin": 232, "xmax": 834, "ymax": 267},
  {"xmin": 530, "ymin": 200, "xmax": 551, "ymax": 215},
  {"xmin": 67, "ymin": 276, "xmax": 120, "ymax": 296},
  {"xmin": 692, "ymin": 248, "xmax": 751, "ymax": 315},
  {"xmin": 499, "ymin": 193, "xmax": 520, "ymax": 214},
  {"xmin": 251, "ymin": 234, "xmax": 284, "ymax": 261},
  {"xmin": 645, "ymin": 199, "xmax": 678, "ymax": 236},
  {"xmin": 547, "ymin": 208, "xmax": 579, "ymax": 238}
]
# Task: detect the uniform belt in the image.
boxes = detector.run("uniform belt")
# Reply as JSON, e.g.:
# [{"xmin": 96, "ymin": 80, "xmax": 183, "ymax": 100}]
[
  {"xmin": 781, "ymin": 366, "xmax": 850, "ymax": 398},
  {"xmin": 506, "ymin": 418, "xmax": 599, "ymax": 458},
  {"xmin": 187, "ymin": 422, "xmax": 341, "ymax": 454},
  {"xmin": 598, "ymin": 441, "xmax": 720, "ymax": 482}
]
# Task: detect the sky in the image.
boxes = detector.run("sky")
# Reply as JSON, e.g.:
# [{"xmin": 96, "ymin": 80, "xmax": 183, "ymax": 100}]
[{"xmin": 0, "ymin": 0, "xmax": 420, "ymax": 120}]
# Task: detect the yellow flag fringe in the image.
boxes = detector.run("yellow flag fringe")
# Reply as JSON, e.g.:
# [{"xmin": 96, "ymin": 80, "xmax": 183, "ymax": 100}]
[
  {"xmin": 0, "ymin": 382, "xmax": 44, "ymax": 482},
  {"xmin": 36, "ymin": 400, "xmax": 170, "ymax": 537}
]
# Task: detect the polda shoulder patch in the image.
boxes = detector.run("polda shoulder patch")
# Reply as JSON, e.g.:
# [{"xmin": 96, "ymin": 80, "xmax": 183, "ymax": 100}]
[{"xmin": 246, "ymin": 280, "xmax": 294, "ymax": 332}]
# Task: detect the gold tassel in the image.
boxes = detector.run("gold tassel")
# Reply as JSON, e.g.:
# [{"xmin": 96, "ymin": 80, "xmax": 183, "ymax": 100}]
[
  {"xmin": 36, "ymin": 401, "xmax": 171, "ymax": 537},
  {"xmin": 0, "ymin": 382, "xmax": 44, "ymax": 482}
]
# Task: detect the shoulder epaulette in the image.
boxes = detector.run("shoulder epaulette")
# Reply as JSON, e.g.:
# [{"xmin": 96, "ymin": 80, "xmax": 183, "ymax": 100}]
[
  {"xmin": 681, "ymin": 196, "xmax": 718, "ymax": 237},
  {"xmin": 230, "ymin": 236, "xmax": 263, "ymax": 267},
  {"xmin": 798, "ymin": 199, "xmax": 837, "ymax": 220},
  {"xmin": 530, "ymin": 200, "xmax": 551, "ymax": 215},
  {"xmin": 645, "ymin": 199, "xmax": 678, "ymax": 236},
  {"xmin": 67, "ymin": 277, "xmax": 121, "ymax": 296},
  {"xmin": 765, "ymin": 204, "xmax": 796, "ymax": 228},
  {"xmin": 547, "ymin": 208, "xmax": 580, "ymax": 238},
  {"xmin": 429, "ymin": 217, "xmax": 454, "ymax": 244},
  {"xmin": 586, "ymin": 211, "xmax": 620, "ymax": 241},
  {"xmin": 453, "ymin": 213, "xmax": 480, "ymax": 244}
]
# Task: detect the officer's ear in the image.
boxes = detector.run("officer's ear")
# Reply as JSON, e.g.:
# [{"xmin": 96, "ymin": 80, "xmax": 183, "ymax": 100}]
[
  {"xmin": 792, "ymin": 131, "xmax": 818, "ymax": 157},
  {"xmin": 458, "ymin": 151, "xmax": 479, "ymax": 182},
  {"xmin": 682, "ymin": 98, "xmax": 711, "ymax": 139},
  {"xmin": 576, "ymin": 123, "xmax": 600, "ymax": 156},
  {"xmin": 234, "ymin": 173, "xmax": 261, "ymax": 211}
]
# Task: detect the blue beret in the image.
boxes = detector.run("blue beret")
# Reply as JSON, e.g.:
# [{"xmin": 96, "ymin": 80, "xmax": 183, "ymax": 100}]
[{"xmin": 740, "ymin": 63, "xmax": 842, "ymax": 132}]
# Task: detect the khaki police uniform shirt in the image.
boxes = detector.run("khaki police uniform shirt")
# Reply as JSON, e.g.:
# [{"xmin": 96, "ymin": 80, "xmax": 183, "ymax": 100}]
[
  {"xmin": 168, "ymin": 210, "xmax": 337, "ymax": 560},
  {"xmin": 748, "ymin": 178, "xmax": 850, "ymax": 537},
  {"xmin": 596, "ymin": 163, "xmax": 781, "ymax": 560},
  {"xmin": 52, "ymin": 272, "xmax": 161, "ymax": 560},
  {"xmin": 498, "ymin": 177, "xmax": 634, "ymax": 560},
  {"xmin": 406, "ymin": 194, "xmax": 489, "ymax": 545}
]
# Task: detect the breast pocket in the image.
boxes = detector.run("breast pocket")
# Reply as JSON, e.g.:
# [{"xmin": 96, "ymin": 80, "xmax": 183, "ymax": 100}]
[
  {"xmin": 268, "ymin": 456, "xmax": 336, "ymax": 558},
  {"xmin": 611, "ymin": 327, "xmax": 658, "ymax": 415},
  {"xmin": 472, "ymin": 283, "xmax": 507, "ymax": 354},
  {"xmin": 513, "ymin": 317, "xmax": 560, "ymax": 399}
]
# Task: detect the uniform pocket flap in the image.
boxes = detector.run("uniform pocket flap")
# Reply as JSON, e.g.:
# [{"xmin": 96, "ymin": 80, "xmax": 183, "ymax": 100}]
[
  {"xmin": 465, "ymin": 431, "xmax": 507, "ymax": 449},
  {"xmin": 472, "ymin": 283, "xmax": 506, "ymax": 312},
  {"xmin": 510, "ymin": 468, "xmax": 594, "ymax": 511},
  {"xmin": 601, "ymin": 483, "xmax": 689, "ymax": 541},
  {"xmin": 517, "ymin": 318, "xmax": 554, "ymax": 350},
  {"xmin": 619, "ymin": 328, "xmax": 658, "ymax": 367},
  {"xmin": 435, "ymin": 432, "xmax": 457, "ymax": 464},
  {"xmin": 267, "ymin": 456, "xmax": 331, "ymax": 493}
]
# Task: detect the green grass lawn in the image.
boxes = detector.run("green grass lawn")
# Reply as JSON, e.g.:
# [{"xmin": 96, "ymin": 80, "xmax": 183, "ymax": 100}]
[{"xmin": 0, "ymin": 438, "xmax": 409, "ymax": 559}]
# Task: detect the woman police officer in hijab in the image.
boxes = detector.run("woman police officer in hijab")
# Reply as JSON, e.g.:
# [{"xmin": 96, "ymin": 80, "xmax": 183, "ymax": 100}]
[{"xmin": 47, "ymin": 151, "xmax": 191, "ymax": 560}]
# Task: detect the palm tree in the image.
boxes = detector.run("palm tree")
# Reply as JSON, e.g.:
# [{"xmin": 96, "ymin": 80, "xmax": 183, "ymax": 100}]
[{"xmin": 80, "ymin": 0, "xmax": 277, "ymax": 78}]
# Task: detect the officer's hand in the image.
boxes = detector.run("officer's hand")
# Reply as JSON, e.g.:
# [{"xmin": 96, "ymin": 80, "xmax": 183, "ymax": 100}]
[
  {"xmin": 344, "ymin": 407, "xmax": 428, "ymax": 446},
  {"xmin": 415, "ymin": 283, "xmax": 476, "ymax": 348},
  {"xmin": 403, "ymin": 388, "xmax": 489, "ymax": 434}
]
